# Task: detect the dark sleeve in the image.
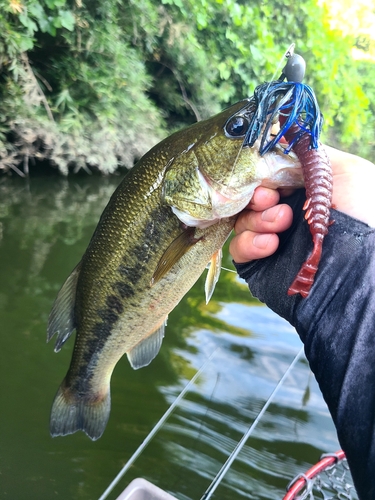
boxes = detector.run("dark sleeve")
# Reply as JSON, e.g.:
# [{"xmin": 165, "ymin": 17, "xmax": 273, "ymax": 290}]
[{"xmin": 234, "ymin": 190, "xmax": 375, "ymax": 500}]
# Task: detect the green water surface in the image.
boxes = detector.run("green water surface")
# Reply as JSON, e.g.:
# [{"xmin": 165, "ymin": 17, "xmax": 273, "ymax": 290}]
[{"xmin": 0, "ymin": 174, "xmax": 339, "ymax": 500}]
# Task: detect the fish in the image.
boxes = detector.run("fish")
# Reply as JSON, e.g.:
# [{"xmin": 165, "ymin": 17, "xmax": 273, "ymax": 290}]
[{"xmin": 47, "ymin": 97, "xmax": 304, "ymax": 440}]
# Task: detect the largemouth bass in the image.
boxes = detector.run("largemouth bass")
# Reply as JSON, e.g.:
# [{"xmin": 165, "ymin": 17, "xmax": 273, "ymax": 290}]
[{"xmin": 48, "ymin": 98, "xmax": 303, "ymax": 440}]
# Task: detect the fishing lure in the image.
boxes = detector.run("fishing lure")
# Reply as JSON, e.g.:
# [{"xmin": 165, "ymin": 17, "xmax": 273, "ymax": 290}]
[{"xmin": 246, "ymin": 51, "xmax": 333, "ymax": 298}]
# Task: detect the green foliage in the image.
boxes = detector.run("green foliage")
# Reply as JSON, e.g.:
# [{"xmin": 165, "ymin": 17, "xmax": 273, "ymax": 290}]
[
  {"xmin": 0, "ymin": 0, "xmax": 374, "ymax": 174},
  {"xmin": 161, "ymin": 0, "xmax": 374, "ymax": 154},
  {"xmin": 0, "ymin": 0, "xmax": 165, "ymax": 174},
  {"xmin": 0, "ymin": 0, "xmax": 74, "ymax": 60}
]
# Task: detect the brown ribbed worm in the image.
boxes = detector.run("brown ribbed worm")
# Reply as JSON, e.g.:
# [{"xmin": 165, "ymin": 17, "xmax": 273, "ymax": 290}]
[{"xmin": 280, "ymin": 117, "xmax": 333, "ymax": 297}]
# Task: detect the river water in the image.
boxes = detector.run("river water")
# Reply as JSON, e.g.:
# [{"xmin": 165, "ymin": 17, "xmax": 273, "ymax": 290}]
[{"xmin": 0, "ymin": 173, "xmax": 340, "ymax": 499}]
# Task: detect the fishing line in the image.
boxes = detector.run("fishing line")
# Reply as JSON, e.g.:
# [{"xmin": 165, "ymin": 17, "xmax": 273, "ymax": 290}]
[
  {"xmin": 244, "ymin": 43, "xmax": 296, "ymax": 151},
  {"xmin": 221, "ymin": 266, "xmax": 237, "ymax": 274},
  {"xmin": 200, "ymin": 345, "xmax": 305, "ymax": 500},
  {"xmin": 170, "ymin": 371, "xmax": 222, "ymax": 492},
  {"xmin": 100, "ymin": 43, "xmax": 299, "ymax": 500},
  {"xmin": 268, "ymin": 42, "xmax": 295, "ymax": 86},
  {"xmin": 98, "ymin": 349, "xmax": 220, "ymax": 500}
]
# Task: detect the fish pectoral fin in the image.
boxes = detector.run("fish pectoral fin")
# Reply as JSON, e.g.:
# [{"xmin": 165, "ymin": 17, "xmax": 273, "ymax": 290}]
[
  {"xmin": 151, "ymin": 227, "xmax": 201, "ymax": 285},
  {"xmin": 127, "ymin": 319, "xmax": 167, "ymax": 370},
  {"xmin": 205, "ymin": 249, "xmax": 222, "ymax": 304},
  {"xmin": 47, "ymin": 262, "xmax": 81, "ymax": 352}
]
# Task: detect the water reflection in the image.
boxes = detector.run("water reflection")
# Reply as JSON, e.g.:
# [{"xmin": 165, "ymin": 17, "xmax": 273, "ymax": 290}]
[{"xmin": 0, "ymin": 175, "xmax": 339, "ymax": 500}]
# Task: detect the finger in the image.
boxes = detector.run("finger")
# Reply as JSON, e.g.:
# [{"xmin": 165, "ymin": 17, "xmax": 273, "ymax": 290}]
[
  {"xmin": 323, "ymin": 145, "xmax": 375, "ymax": 227},
  {"xmin": 324, "ymin": 144, "xmax": 374, "ymax": 179},
  {"xmin": 234, "ymin": 204, "xmax": 293, "ymax": 235},
  {"xmin": 246, "ymin": 186, "xmax": 280, "ymax": 211},
  {"xmin": 324, "ymin": 145, "xmax": 365, "ymax": 175},
  {"xmin": 230, "ymin": 230, "xmax": 280, "ymax": 263}
]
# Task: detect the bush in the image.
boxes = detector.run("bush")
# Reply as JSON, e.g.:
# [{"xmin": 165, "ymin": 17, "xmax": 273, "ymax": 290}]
[{"xmin": 0, "ymin": 0, "xmax": 373, "ymax": 174}]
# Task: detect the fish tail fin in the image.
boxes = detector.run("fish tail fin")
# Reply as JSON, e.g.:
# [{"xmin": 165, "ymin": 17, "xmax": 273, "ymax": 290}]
[{"xmin": 50, "ymin": 381, "xmax": 110, "ymax": 441}]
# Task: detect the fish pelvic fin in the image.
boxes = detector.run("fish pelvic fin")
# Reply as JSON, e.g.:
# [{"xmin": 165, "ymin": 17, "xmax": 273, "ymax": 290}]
[
  {"xmin": 50, "ymin": 381, "xmax": 110, "ymax": 441},
  {"xmin": 205, "ymin": 249, "xmax": 222, "ymax": 304},
  {"xmin": 127, "ymin": 319, "xmax": 167, "ymax": 370},
  {"xmin": 47, "ymin": 262, "xmax": 81, "ymax": 352}
]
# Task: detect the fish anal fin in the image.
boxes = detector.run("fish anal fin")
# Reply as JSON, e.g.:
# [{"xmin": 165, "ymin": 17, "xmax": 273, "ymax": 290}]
[
  {"xmin": 151, "ymin": 227, "xmax": 201, "ymax": 285},
  {"xmin": 50, "ymin": 381, "xmax": 110, "ymax": 441},
  {"xmin": 127, "ymin": 319, "xmax": 167, "ymax": 370},
  {"xmin": 205, "ymin": 249, "xmax": 222, "ymax": 304},
  {"xmin": 47, "ymin": 262, "xmax": 81, "ymax": 352}
]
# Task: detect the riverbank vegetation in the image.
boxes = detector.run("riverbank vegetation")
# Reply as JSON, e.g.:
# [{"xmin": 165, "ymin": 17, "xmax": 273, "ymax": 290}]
[{"xmin": 0, "ymin": 0, "xmax": 374, "ymax": 175}]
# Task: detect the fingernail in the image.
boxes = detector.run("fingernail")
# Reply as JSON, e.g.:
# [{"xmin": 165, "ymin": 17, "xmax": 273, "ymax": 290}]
[
  {"xmin": 253, "ymin": 234, "xmax": 272, "ymax": 249},
  {"xmin": 261, "ymin": 206, "xmax": 281, "ymax": 222}
]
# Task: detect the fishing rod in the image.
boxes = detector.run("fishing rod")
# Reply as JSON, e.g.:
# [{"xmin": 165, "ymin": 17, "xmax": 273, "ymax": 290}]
[
  {"xmin": 100, "ymin": 44, "xmax": 307, "ymax": 500},
  {"xmin": 200, "ymin": 346, "xmax": 305, "ymax": 500},
  {"xmin": 199, "ymin": 47, "xmax": 307, "ymax": 498}
]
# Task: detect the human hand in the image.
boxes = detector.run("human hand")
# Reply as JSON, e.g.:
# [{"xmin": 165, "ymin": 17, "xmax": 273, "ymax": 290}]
[{"xmin": 230, "ymin": 146, "xmax": 375, "ymax": 263}]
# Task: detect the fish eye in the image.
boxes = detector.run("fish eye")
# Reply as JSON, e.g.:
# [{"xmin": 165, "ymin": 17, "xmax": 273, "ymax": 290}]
[{"xmin": 224, "ymin": 115, "xmax": 250, "ymax": 138}]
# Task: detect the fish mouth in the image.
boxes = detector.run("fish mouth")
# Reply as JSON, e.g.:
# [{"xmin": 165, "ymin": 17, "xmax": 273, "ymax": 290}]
[
  {"xmin": 167, "ymin": 132, "xmax": 302, "ymax": 230},
  {"xmin": 201, "ymin": 140, "xmax": 302, "ymax": 201}
]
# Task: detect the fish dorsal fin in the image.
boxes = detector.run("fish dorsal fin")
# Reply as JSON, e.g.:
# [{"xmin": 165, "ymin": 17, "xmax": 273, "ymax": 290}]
[
  {"xmin": 47, "ymin": 262, "xmax": 81, "ymax": 352},
  {"xmin": 127, "ymin": 319, "xmax": 167, "ymax": 370},
  {"xmin": 151, "ymin": 227, "xmax": 200, "ymax": 285},
  {"xmin": 205, "ymin": 249, "xmax": 222, "ymax": 304}
]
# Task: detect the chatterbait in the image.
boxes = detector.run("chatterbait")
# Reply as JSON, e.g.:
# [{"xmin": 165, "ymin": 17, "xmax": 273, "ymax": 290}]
[{"xmin": 246, "ymin": 50, "xmax": 333, "ymax": 298}]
